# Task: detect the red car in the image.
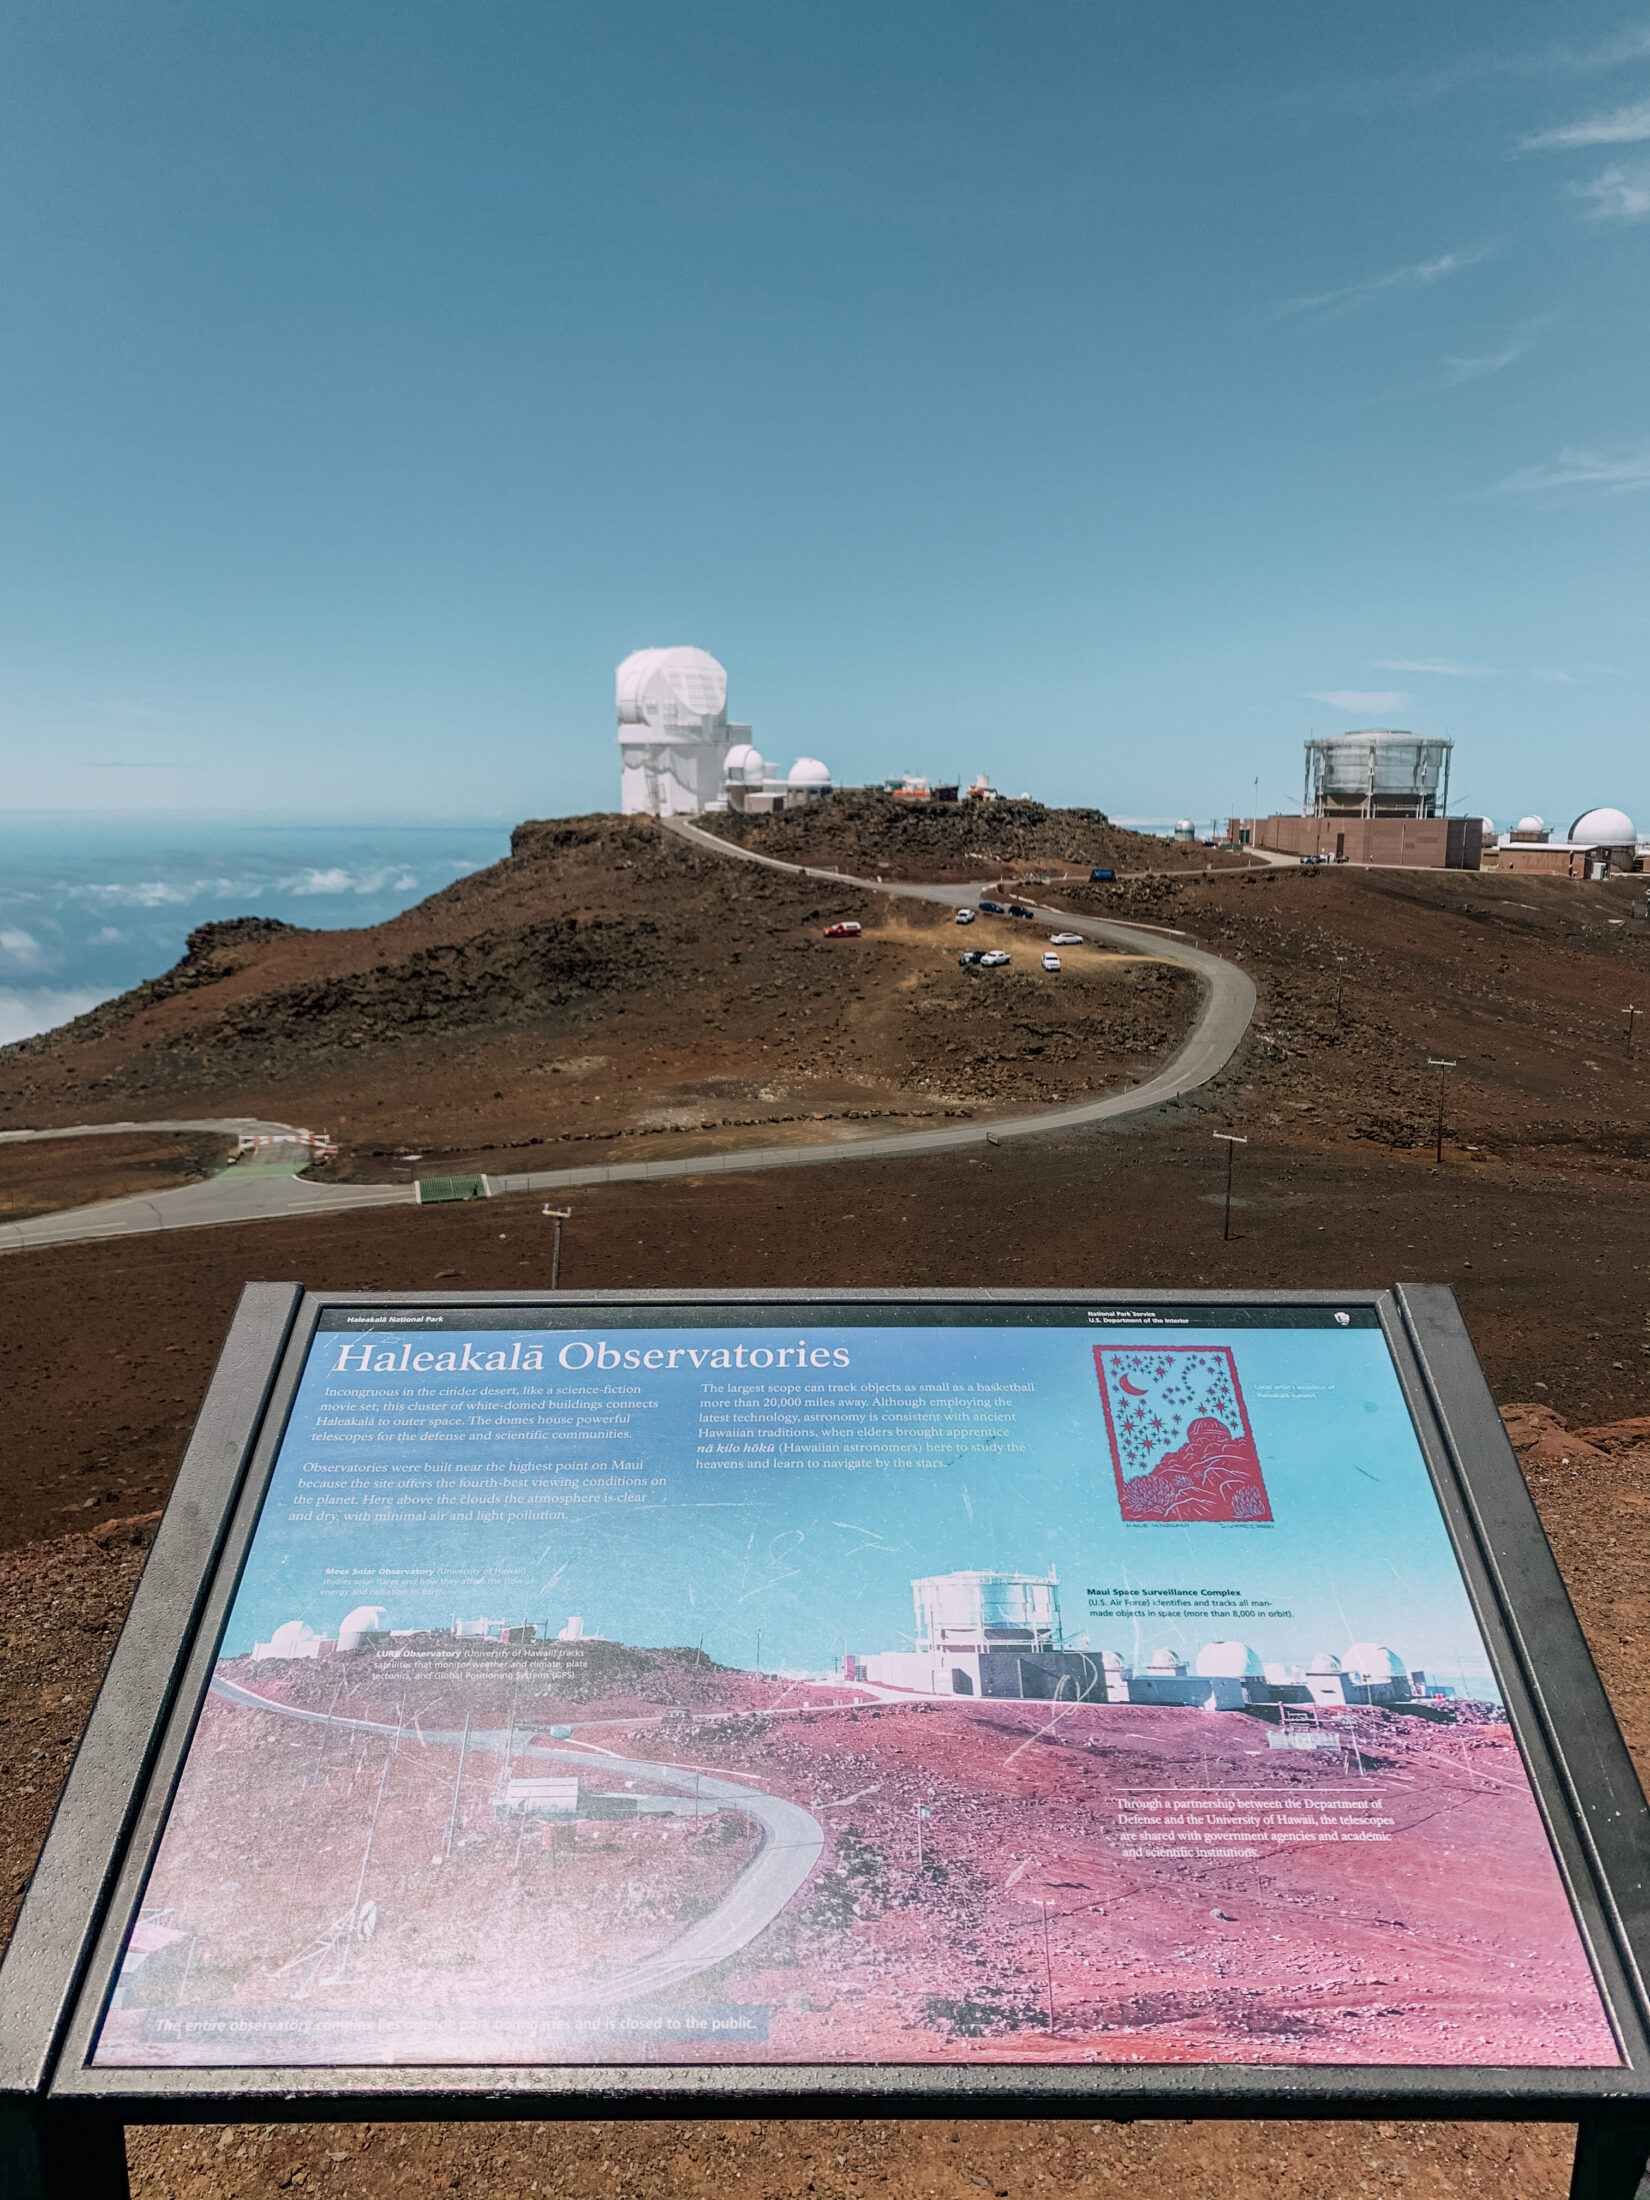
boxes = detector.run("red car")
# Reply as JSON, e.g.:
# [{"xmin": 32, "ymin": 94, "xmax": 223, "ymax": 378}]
[{"xmin": 822, "ymin": 921, "xmax": 862, "ymax": 937}]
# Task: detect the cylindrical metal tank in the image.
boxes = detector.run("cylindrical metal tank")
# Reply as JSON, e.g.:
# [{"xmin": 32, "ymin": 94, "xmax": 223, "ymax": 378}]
[{"xmin": 1304, "ymin": 730, "xmax": 1452, "ymax": 819}]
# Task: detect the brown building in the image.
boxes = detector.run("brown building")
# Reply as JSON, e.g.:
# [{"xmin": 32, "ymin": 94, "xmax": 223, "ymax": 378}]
[{"xmin": 1250, "ymin": 814, "xmax": 1483, "ymax": 869}]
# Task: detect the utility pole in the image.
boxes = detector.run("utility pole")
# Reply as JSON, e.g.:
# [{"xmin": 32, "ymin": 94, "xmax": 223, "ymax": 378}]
[
  {"xmin": 1213, "ymin": 1132, "xmax": 1247, "ymax": 1242},
  {"xmin": 1625, "ymin": 1005, "xmax": 1639, "ymax": 1052},
  {"xmin": 1427, "ymin": 1059, "xmax": 1456, "ymax": 1167},
  {"xmin": 542, "ymin": 1205, "xmax": 572, "ymax": 1288},
  {"xmin": 1042, "ymin": 1900, "xmax": 1055, "ymax": 2030}
]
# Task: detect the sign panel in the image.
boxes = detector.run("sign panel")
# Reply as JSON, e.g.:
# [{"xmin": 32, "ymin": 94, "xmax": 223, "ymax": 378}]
[{"xmin": 88, "ymin": 1301, "xmax": 1617, "ymax": 2073}]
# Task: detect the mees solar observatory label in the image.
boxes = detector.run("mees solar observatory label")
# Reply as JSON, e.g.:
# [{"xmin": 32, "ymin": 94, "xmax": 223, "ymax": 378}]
[{"xmin": 92, "ymin": 1306, "xmax": 1617, "ymax": 2070}]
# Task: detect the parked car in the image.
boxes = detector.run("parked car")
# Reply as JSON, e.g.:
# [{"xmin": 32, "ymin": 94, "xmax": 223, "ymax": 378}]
[
  {"xmin": 1298, "ymin": 854, "xmax": 1328, "ymax": 867},
  {"xmin": 1008, "ymin": 903, "xmax": 1035, "ymax": 918},
  {"xmin": 958, "ymin": 949, "xmax": 983, "ymax": 966},
  {"xmin": 1048, "ymin": 931, "xmax": 1082, "ymax": 946},
  {"xmin": 978, "ymin": 898, "xmax": 1006, "ymax": 914},
  {"xmin": 1041, "ymin": 952, "xmax": 1061, "ymax": 972},
  {"xmin": 979, "ymin": 949, "xmax": 1011, "ymax": 968},
  {"xmin": 954, "ymin": 907, "xmax": 976, "ymax": 924},
  {"xmin": 1089, "ymin": 867, "xmax": 1115, "ymax": 882},
  {"xmin": 822, "ymin": 920, "xmax": 862, "ymax": 936}
]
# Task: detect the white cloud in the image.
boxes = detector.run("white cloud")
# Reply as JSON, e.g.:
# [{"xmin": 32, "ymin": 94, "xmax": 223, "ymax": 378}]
[
  {"xmin": 0, "ymin": 987, "xmax": 116, "ymax": 1045},
  {"xmin": 1262, "ymin": 250, "xmax": 1487, "ymax": 325},
  {"xmin": 0, "ymin": 928, "xmax": 44, "ymax": 969},
  {"xmin": 281, "ymin": 866, "xmax": 420, "ymax": 896},
  {"xmin": 1573, "ymin": 162, "xmax": 1650, "ymax": 219},
  {"xmin": 1303, "ymin": 691, "xmax": 1412, "ymax": 714},
  {"xmin": 89, "ymin": 925, "xmax": 127, "ymax": 944},
  {"xmin": 1372, "ymin": 658, "xmax": 1494, "ymax": 677},
  {"xmin": 1444, "ymin": 340, "xmax": 1530, "ymax": 382},
  {"xmin": 71, "ymin": 876, "xmax": 245, "ymax": 908},
  {"xmin": 1524, "ymin": 96, "xmax": 1650, "ymax": 148},
  {"xmin": 1488, "ymin": 442, "xmax": 1650, "ymax": 495},
  {"xmin": 1534, "ymin": 662, "xmax": 1625, "ymax": 682}
]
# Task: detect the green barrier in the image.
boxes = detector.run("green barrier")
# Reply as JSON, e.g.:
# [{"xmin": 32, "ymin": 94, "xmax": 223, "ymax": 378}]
[{"xmin": 416, "ymin": 1174, "xmax": 486, "ymax": 1204}]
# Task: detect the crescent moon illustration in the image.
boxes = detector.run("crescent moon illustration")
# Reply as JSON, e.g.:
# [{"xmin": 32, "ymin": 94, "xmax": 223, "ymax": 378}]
[{"xmin": 1118, "ymin": 1376, "xmax": 1147, "ymax": 1396}]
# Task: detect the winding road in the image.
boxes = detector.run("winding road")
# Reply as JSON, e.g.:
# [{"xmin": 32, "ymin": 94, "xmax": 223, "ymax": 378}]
[
  {"xmin": 0, "ymin": 820, "xmax": 1255, "ymax": 1248},
  {"xmin": 210, "ymin": 1673, "xmax": 825, "ymax": 2006}
]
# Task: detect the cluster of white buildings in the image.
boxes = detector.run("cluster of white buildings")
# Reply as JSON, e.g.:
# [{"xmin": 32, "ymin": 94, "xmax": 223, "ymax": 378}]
[
  {"xmin": 616, "ymin": 645, "xmax": 832, "ymax": 818},
  {"xmin": 843, "ymin": 1570, "xmax": 1433, "ymax": 1712}
]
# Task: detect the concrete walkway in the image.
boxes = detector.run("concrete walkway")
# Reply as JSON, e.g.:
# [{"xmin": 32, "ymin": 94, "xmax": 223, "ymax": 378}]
[{"xmin": 482, "ymin": 815, "xmax": 1255, "ymax": 1197}]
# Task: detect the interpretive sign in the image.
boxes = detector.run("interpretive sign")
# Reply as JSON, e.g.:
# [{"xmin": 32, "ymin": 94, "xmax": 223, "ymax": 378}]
[{"xmin": 5, "ymin": 1287, "xmax": 1650, "ymax": 2195}]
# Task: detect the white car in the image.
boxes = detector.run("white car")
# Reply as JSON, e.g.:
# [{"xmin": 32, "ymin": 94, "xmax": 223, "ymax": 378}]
[
  {"xmin": 954, "ymin": 907, "xmax": 976, "ymax": 924},
  {"xmin": 1042, "ymin": 952, "xmax": 1061, "ymax": 972},
  {"xmin": 979, "ymin": 949, "xmax": 1011, "ymax": 968},
  {"xmin": 1048, "ymin": 931, "xmax": 1082, "ymax": 946}
]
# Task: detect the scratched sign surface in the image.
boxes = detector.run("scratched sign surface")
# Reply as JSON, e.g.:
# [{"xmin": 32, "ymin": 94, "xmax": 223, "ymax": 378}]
[{"xmin": 1094, "ymin": 1344, "xmax": 1272, "ymax": 1522}]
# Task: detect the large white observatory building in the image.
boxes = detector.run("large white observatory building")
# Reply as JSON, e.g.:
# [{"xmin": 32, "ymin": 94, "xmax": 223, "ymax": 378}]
[{"xmin": 615, "ymin": 646, "xmax": 832, "ymax": 818}]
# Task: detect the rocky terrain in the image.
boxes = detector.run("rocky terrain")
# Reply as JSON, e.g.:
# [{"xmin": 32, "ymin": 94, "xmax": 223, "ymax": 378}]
[
  {"xmin": 695, "ymin": 790, "xmax": 1251, "ymax": 883},
  {"xmin": 0, "ymin": 815, "xmax": 1197, "ymax": 1182}
]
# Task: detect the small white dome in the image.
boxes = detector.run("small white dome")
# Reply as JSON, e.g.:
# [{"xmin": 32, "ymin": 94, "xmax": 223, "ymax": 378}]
[
  {"xmin": 1099, "ymin": 1649, "xmax": 1129, "ymax": 1672},
  {"xmin": 1343, "ymin": 1642, "xmax": 1408, "ymax": 1683},
  {"xmin": 1571, "ymin": 806, "xmax": 1636, "ymax": 845},
  {"xmin": 337, "ymin": 1605, "xmax": 386, "ymax": 1650},
  {"xmin": 1478, "ymin": 817, "xmax": 1496, "ymax": 838},
  {"xmin": 1146, "ymin": 1647, "xmax": 1186, "ymax": 1674},
  {"xmin": 268, "ymin": 1620, "xmax": 318, "ymax": 1654},
  {"xmin": 787, "ymin": 756, "xmax": 832, "ymax": 788},
  {"xmin": 1516, "ymin": 814, "xmax": 1546, "ymax": 834},
  {"xmin": 723, "ymin": 744, "xmax": 766, "ymax": 785},
  {"xmin": 1305, "ymin": 1651, "xmax": 1342, "ymax": 1676},
  {"xmin": 1195, "ymin": 1640, "xmax": 1264, "ymax": 1679}
]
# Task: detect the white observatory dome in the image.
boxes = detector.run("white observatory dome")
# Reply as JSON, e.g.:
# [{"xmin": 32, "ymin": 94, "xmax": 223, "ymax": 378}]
[
  {"xmin": 1570, "ymin": 806, "xmax": 1637, "ymax": 845},
  {"xmin": 723, "ymin": 743, "xmax": 766, "ymax": 785},
  {"xmin": 336, "ymin": 1605, "xmax": 386, "ymax": 1652},
  {"xmin": 1478, "ymin": 817, "xmax": 1496, "ymax": 840},
  {"xmin": 1146, "ymin": 1647, "xmax": 1187, "ymax": 1675},
  {"xmin": 1099, "ymin": 1649, "xmax": 1129, "ymax": 1672},
  {"xmin": 615, "ymin": 646, "xmax": 728, "ymax": 730},
  {"xmin": 1343, "ymin": 1643, "xmax": 1408, "ymax": 1684},
  {"xmin": 1516, "ymin": 814, "xmax": 1546, "ymax": 835},
  {"xmin": 788, "ymin": 756, "xmax": 832, "ymax": 788},
  {"xmin": 1194, "ymin": 1641, "xmax": 1264, "ymax": 1679},
  {"xmin": 1305, "ymin": 1651, "xmax": 1342, "ymax": 1676},
  {"xmin": 268, "ymin": 1620, "xmax": 318, "ymax": 1656}
]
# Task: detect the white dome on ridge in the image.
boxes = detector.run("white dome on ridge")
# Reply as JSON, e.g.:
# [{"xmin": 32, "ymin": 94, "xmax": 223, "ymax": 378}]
[
  {"xmin": 1195, "ymin": 1641, "xmax": 1264, "ymax": 1678},
  {"xmin": 1343, "ymin": 1642, "xmax": 1408, "ymax": 1683},
  {"xmin": 788, "ymin": 756, "xmax": 832, "ymax": 788},
  {"xmin": 724, "ymin": 744, "xmax": 766, "ymax": 784},
  {"xmin": 1570, "ymin": 806, "xmax": 1636, "ymax": 845},
  {"xmin": 1515, "ymin": 814, "xmax": 1545, "ymax": 834}
]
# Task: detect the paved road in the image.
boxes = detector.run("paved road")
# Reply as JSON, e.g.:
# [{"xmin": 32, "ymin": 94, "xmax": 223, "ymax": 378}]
[
  {"xmin": 211, "ymin": 1674, "xmax": 824, "ymax": 2005},
  {"xmin": 483, "ymin": 814, "xmax": 1256, "ymax": 1196}
]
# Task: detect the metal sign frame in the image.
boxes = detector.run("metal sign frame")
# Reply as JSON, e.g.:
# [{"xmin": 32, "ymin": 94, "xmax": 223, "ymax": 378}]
[{"xmin": 3, "ymin": 1284, "xmax": 1649, "ymax": 2199}]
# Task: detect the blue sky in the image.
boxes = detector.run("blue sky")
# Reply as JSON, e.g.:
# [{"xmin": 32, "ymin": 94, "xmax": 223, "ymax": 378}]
[
  {"xmin": 2, "ymin": 3, "xmax": 1647, "ymax": 828},
  {"xmin": 225, "ymin": 1320, "xmax": 1497, "ymax": 1694}
]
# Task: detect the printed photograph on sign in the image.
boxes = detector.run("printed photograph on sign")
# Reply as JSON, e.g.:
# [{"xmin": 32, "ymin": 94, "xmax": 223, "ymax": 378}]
[
  {"xmin": 1095, "ymin": 1345, "xmax": 1271, "ymax": 1521},
  {"xmin": 92, "ymin": 1308, "xmax": 1618, "ymax": 2072}
]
